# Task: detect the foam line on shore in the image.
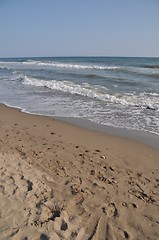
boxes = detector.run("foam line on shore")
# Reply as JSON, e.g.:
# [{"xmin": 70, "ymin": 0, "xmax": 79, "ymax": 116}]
[{"xmin": 1, "ymin": 102, "xmax": 159, "ymax": 150}]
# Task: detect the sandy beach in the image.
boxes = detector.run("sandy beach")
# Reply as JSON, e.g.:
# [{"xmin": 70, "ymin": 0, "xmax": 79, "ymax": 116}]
[{"xmin": 0, "ymin": 104, "xmax": 159, "ymax": 240}]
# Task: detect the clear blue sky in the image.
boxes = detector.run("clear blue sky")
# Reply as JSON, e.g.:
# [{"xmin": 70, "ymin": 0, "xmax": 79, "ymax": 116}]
[{"xmin": 0, "ymin": 0, "xmax": 159, "ymax": 57}]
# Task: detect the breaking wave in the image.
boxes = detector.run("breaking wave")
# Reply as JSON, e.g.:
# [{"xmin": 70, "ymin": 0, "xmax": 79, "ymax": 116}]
[
  {"xmin": 23, "ymin": 76, "xmax": 159, "ymax": 111},
  {"xmin": 26, "ymin": 61, "xmax": 119, "ymax": 70}
]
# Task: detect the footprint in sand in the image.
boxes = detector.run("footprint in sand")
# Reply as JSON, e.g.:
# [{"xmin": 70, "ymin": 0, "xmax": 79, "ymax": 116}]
[{"xmin": 106, "ymin": 203, "xmax": 118, "ymax": 218}]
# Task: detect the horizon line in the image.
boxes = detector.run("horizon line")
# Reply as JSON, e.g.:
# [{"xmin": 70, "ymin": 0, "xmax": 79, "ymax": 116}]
[{"xmin": 0, "ymin": 55, "xmax": 159, "ymax": 59}]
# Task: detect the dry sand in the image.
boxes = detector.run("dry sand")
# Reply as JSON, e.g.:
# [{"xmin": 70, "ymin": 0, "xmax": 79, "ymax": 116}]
[{"xmin": 0, "ymin": 104, "xmax": 159, "ymax": 240}]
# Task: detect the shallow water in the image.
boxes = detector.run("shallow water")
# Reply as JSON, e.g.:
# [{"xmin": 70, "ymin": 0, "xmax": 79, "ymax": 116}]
[{"xmin": 0, "ymin": 57, "xmax": 159, "ymax": 135}]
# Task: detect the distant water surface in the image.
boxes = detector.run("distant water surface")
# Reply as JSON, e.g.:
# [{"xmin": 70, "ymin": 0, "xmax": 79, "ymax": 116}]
[{"xmin": 0, "ymin": 57, "xmax": 159, "ymax": 135}]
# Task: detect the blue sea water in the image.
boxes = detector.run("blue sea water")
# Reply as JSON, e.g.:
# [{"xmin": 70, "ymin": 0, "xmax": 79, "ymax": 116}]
[{"xmin": 0, "ymin": 57, "xmax": 159, "ymax": 135}]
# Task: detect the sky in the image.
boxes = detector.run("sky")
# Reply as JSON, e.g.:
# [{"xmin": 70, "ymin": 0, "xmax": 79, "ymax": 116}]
[{"xmin": 0, "ymin": 0, "xmax": 159, "ymax": 58}]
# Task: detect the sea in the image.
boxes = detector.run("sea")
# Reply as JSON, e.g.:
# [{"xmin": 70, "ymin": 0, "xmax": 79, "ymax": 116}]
[{"xmin": 0, "ymin": 57, "xmax": 159, "ymax": 137}]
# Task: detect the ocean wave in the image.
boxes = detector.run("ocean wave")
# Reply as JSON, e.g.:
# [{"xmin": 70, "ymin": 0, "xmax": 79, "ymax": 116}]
[
  {"xmin": 23, "ymin": 76, "xmax": 111, "ymax": 100},
  {"xmin": 146, "ymin": 73, "xmax": 159, "ymax": 79},
  {"xmin": 148, "ymin": 92, "xmax": 159, "ymax": 96},
  {"xmin": 23, "ymin": 76, "xmax": 159, "ymax": 111},
  {"xmin": 6, "ymin": 74, "xmax": 24, "ymax": 82},
  {"xmin": 0, "ymin": 60, "xmax": 121, "ymax": 71},
  {"xmin": 5, "ymin": 60, "xmax": 159, "ymax": 77},
  {"xmin": 22, "ymin": 60, "xmax": 40, "ymax": 65},
  {"xmin": 36, "ymin": 62, "xmax": 119, "ymax": 70},
  {"xmin": 143, "ymin": 65, "xmax": 159, "ymax": 69},
  {"xmin": 113, "ymin": 66, "xmax": 159, "ymax": 77},
  {"xmin": 0, "ymin": 66, "xmax": 10, "ymax": 70}
]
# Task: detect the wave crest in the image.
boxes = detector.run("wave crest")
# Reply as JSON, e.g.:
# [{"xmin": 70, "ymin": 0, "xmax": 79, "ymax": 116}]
[
  {"xmin": 37, "ymin": 62, "xmax": 119, "ymax": 70},
  {"xmin": 23, "ymin": 76, "xmax": 159, "ymax": 111}
]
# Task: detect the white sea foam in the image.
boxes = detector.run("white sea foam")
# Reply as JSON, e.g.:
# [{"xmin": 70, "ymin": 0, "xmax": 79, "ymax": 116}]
[
  {"xmin": 23, "ymin": 76, "xmax": 109, "ymax": 99},
  {"xmin": 37, "ymin": 62, "xmax": 119, "ymax": 70},
  {"xmin": 0, "ymin": 60, "xmax": 120, "ymax": 71},
  {"xmin": 1, "ymin": 57, "xmax": 159, "ymax": 137},
  {"xmin": 1, "ymin": 60, "xmax": 159, "ymax": 76},
  {"xmin": 23, "ymin": 76, "xmax": 159, "ymax": 111},
  {"xmin": 0, "ymin": 65, "xmax": 10, "ymax": 70},
  {"xmin": 22, "ymin": 60, "xmax": 40, "ymax": 65},
  {"xmin": 148, "ymin": 92, "xmax": 159, "ymax": 96}
]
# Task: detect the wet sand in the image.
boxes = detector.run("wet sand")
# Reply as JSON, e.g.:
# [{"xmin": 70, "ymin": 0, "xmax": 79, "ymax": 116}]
[{"xmin": 0, "ymin": 104, "xmax": 159, "ymax": 240}]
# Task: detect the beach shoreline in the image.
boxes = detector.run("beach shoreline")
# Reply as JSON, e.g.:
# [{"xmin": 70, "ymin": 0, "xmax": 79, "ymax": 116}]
[
  {"xmin": 3, "ymin": 102, "xmax": 159, "ymax": 150},
  {"xmin": 55, "ymin": 116, "xmax": 159, "ymax": 150},
  {"xmin": 1, "ymin": 57, "xmax": 159, "ymax": 139},
  {"xmin": 0, "ymin": 103, "xmax": 159, "ymax": 239}
]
